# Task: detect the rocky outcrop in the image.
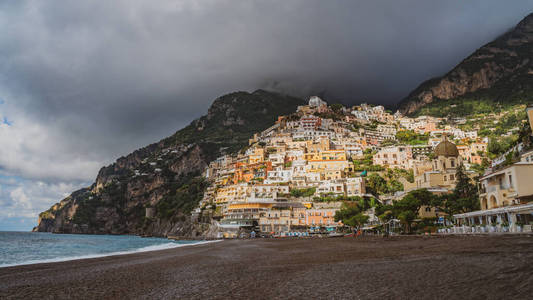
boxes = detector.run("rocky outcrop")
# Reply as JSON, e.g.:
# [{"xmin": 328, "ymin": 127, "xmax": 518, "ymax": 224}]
[
  {"xmin": 33, "ymin": 90, "xmax": 305, "ymax": 237},
  {"xmin": 399, "ymin": 13, "xmax": 533, "ymax": 115}
]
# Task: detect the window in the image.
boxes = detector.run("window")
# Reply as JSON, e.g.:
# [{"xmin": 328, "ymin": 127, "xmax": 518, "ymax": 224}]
[
  {"xmin": 450, "ymin": 174, "xmax": 454, "ymax": 180},
  {"xmin": 508, "ymin": 175, "xmax": 513, "ymax": 188},
  {"xmin": 451, "ymin": 160, "xmax": 455, "ymax": 167},
  {"xmin": 425, "ymin": 207, "xmax": 431, "ymax": 212}
]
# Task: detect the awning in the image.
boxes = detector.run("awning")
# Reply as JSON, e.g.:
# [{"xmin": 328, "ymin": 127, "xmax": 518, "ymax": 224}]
[{"xmin": 453, "ymin": 202, "xmax": 533, "ymax": 218}]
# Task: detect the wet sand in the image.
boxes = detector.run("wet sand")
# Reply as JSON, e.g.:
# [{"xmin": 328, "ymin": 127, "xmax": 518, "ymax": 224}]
[{"xmin": 1, "ymin": 235, "xmax": 532, "ymax": 299}]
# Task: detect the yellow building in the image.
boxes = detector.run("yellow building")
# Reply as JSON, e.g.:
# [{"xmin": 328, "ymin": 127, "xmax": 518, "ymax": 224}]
[
  {"xmin": 306, "ymin": 138, "xmax": 330, "ymax": 153},
  {"xmin": 308, "ymin": 160, "xmax": 351, "ymax": 172},
  {"xmin": 454, "ymin": 161, "xmax": 533, "ymax": 232},
  {"xmin": 318, "ymin": 150, "xmax": 347, "ymax": 161},
  {"xmin": 247, "ymin": 147, "xmax": 265, "ymax": 164},
  {"xmin": 215, "ymin": 184, "xmax": 250, "ymax": 204},
  {"xmin": 479, "ymin": 163, "xmax": 533, "ymax": 209}
]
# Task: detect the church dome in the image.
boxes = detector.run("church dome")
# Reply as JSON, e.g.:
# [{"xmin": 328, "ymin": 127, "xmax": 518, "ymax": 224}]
[{"xmin": 434, "ymin": 140, "xmax": 459, "ymax": 157}]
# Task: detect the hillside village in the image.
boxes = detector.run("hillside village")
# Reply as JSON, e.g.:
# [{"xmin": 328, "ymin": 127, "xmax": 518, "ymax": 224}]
[{"xmin": 192, "ymin": 96, "xmax": 533, "ymax": 238}]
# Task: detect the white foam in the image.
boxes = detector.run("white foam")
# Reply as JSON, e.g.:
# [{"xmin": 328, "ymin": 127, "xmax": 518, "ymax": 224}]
[{"xmin": 0, "ymin": 239, "xmax": 222, "ymax": 268}]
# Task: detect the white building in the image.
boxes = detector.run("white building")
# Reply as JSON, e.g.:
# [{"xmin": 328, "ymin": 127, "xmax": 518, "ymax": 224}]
[
  {"xmin": 308, "ymin": 96, "xmax": 327, "ymax": 107},
  {"xmin": 373, "ymin": 146, "xmax": 412, "ymax": 169},
  {"xmin": 265, "ymin": 168, "xmax": 293, "ymax": 184}
]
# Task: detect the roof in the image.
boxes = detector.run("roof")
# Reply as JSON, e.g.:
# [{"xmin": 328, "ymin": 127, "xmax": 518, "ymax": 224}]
[
  {"xmin": 480, "ymin": 162, "xmax": 533, "ymax": 180},
  {"xmin": 434, "ymin": 140, "xmax": 459, "ymax": 157}
]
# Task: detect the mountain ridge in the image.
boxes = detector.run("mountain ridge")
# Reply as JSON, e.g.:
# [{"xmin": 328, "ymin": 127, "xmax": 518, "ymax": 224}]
[
  {"xmin": 34, "ymin": 90, "xmax": 305, "ymax": 237},
  {"xmin": 399, "ymin": 13, "xmax": 533, "ymax": 115}
]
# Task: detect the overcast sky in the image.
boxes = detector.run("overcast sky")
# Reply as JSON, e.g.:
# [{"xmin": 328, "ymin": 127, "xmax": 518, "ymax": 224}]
[{"xmin": 1, "ymin": 0, "xmax": 532, "ymax": 230}]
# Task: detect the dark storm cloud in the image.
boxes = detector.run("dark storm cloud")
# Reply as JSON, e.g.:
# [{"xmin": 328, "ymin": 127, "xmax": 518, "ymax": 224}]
[{"xmin": 1, "ymin": 0, "xmax": 532, "ymax": 170}]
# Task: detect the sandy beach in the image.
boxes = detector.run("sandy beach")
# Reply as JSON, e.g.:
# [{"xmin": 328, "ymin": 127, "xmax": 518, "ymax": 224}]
[{"xmin": 1, "ymin": 235, "xmax": 532, "ymax": 299}]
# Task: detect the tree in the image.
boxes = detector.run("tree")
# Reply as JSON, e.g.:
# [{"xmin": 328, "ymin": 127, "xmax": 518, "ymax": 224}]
[
  {"xmin": 344, "ymin": 213, "xmax": 369, "ymax": 230},
  {"xmin": 398, "ymin": 210, "xmax": 416, "ymax": 233},
  {"xmin": 330, "ymin": 103, "xmax": 344, "ymax": 112},
  {"xmin": 391, "ymin": 189, "xmax": 435, "ymax": 233},
  {"xmin": 380, "ymin": 139, "xmax": 398, "ymax": 147},
  {"xmin": 451, "ymin": 163, "xmax": 479, "ymax": 213},
  {"xmin": 395, "ymin": 130, "xmax": 429, "ymax": 145},
  {"xmin": 290, "ymin": 187, "xmax": 316, "ymax": 198},
  {"xmin": 487, "ymin": 138, "xmax": 505, "ymax": 156},
  {"xmin": 388, "ymin": 180, "xmax": 404, "ymax": 194},
  {"xmin": 434, "ymin": 164, "xmax": 479, "ymax": 216},
  {"xmin": 334, "ymin": 202, "xmax": 369, "ymax": 232},
  {"xmin": 365, "ymin": 173, "xmax": 388, "ymax": 196}
]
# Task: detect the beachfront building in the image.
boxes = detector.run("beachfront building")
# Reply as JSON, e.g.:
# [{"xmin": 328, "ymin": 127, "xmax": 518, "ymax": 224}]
[
  {"xmin": 453, "ymin": 165, "xmax": 533, "ymax": 233},
  {"xmin": 454, "ymin": 150, "xmax": 533, "ymax": 233},
  {"xmin": 258, "ymin": 203, "xmax": 307, "ymax": 233},
  {"xmin": 258, "ymin": 203, "xmax": 341, "ymax": 234},
  {"xmin": 478, "ymin": 163, "xmax": 533, "ymax": 210}
]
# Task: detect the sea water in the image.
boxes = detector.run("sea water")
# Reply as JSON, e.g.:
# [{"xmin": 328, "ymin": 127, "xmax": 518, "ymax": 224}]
[{"xmin": 0, "ymin": 231, "xmax": 213, "ymax": 267}]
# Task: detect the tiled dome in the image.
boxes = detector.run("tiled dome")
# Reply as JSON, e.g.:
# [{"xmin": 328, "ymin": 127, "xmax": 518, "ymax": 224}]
[{"xmin": 434, "ymin": 140, "xmax": 459, "ymax": 157}]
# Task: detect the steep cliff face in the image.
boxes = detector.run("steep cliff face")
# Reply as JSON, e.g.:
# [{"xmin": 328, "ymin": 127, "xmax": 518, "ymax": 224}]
[
  {"xmin": 34, "ymin": 89, "xmax": 305, "ymax": 237},
  {"xmin": 399, "ymin": 13, "xmax": 533, "ymax": 115}
]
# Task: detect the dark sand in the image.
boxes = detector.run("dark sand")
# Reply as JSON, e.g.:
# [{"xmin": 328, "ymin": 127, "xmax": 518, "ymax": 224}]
[{"xmin": 1, "ymin": 235, "xmax": 532, "ymax": 299}]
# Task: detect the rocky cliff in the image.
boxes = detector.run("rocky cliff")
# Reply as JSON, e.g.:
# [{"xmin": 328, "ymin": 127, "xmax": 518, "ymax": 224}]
[
  {"xmin": 399, "ymin": 13, "xmax": 533, "ymax": 115},
  {"xmin": 34, "ymin": 90, "xmax": 305, "ymax": 237}
]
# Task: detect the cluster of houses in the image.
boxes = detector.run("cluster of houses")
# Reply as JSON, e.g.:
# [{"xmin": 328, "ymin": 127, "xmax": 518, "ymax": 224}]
[
  {"xmin": 453, "ymin": 106, "xmax": 533, "ymax": 233},
  {"xmin": 192, "ymin": 96, "xmax": 533, "ymax": 237}
]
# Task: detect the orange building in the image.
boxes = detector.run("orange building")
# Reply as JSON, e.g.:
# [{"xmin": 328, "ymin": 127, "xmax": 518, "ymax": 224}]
[
  {"xmin": 305, "ymin": 209, "xmax": 340, "ymax": 227},
  {"xmin": 232, "ymin": 161, "xmax": 272, "ymax": 184}
]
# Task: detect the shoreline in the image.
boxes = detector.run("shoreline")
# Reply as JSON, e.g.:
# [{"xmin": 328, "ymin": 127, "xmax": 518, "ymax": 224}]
[
  {"xmin": 0, "ymin": 238, "xmax": 221, "ymax": 269},
  {"xmin": 1, "ymin": 235, "xmax": 532, "ymax": 299}
]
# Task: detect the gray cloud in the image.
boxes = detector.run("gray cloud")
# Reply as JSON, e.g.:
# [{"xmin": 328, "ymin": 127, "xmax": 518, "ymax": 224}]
[{"xmin": 0, "ymin": 0, "xmax": 532, "ymax": 179}]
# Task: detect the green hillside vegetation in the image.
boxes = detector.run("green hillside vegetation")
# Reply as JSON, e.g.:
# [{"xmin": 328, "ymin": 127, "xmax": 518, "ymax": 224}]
[
  {"xmin": 396, "ymin": 130, "xmax": 429, "ymax": 145},
  {"xmin": 166, "ymin": 90, "xmax": 305, "ymax": 154},
  {"xmin": 414, "ymin": 97, "xmax": 529, "ymax": 118},
  {"xmin": 352, "ymin": 149, "xmax": 384, "ymax": 172},
  {"xmin": 414, "ymin": 97, "xmax": 529, "ymax": 160}
]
